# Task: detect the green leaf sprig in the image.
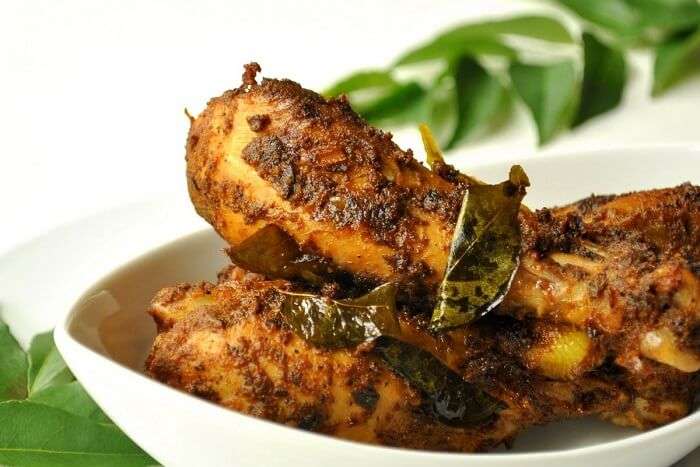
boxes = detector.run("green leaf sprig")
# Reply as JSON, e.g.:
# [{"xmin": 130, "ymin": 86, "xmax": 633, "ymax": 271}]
[
  {"xmin": 326, "ymin": 3, "xmax": 700, "ymax": 148},
  {"xmin": 0, "ymin": 319, "xmax": 156, "ymax": 466}
]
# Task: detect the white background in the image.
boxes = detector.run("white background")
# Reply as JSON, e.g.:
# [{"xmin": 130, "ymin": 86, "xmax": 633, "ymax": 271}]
[{"xmin": 1, "ymin": 2, "xmax": 699, "ymax": 464}]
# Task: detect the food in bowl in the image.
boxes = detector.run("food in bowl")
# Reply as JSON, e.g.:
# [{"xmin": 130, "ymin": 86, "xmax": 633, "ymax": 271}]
[{"xmin": 145, "ymin": 63, "xmax": 700, "ymax": 452}]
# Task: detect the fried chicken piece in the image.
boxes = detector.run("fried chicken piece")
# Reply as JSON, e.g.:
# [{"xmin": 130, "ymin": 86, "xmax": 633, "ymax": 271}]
[
  {"xmin": 147, "ymin": 267, "xmax": 643, "ymax": 450},
  {"xmin": 183, "ymin": 64, "xmax": 699, "ymax": 430},
  {"xmin": 186, "ymin": 64, "xmax": 700, "ymax": 365},
  {"xmin": 146, "ymin": 267, "xmax": 527, "ymax": 452},
  {"xmin": 146, "ymin": 266, "xmax": 694, "ymax": 452},
  {"xmin": 186, "ymin": 64, "xmax": 466, "ymax": 304}
]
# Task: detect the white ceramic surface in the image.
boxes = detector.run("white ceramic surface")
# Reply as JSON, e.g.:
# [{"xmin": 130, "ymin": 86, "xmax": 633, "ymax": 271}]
[{"xmin": 2, "ymin": 146, "xmax": 699, "ymax": 466}]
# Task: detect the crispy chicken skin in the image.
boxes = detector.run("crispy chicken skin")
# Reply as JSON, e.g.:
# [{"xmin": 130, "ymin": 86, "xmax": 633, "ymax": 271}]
[
  {"xmin": 186, "ymin": 64, "xmax": 466, "ymax": 303},
  {"xmin": 146, "ymin": 267, "xmax": 526, "ymax": 452}
]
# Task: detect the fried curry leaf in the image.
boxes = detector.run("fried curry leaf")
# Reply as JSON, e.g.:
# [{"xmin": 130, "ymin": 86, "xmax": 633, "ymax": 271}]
[
  {"xmin": 279, "ymin": 283, "xmax": 401, "ymax": 348},
  {"xmin": 574, "ymin": 32, "xmax": 627, "ymax": 127},
  {"xmin": 227, "ymin": 224, "xmax": 337, "ymax": 286},
  {"xmin": 374, "ymin": 338, "xmax": 501, "ymax": 426},
  {"xmin": 431, "ymin": 165, "xmax": 529, "ymax": 330}
]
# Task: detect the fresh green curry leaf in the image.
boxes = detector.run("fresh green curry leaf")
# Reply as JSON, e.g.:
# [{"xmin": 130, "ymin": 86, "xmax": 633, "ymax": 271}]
[
  {"xmin": 0, "ymin": 319, "xmax": 155, "ymax": 465},
  {"xmin": 652, "ymin": 26, "xmax": 700, "ymax": 96},
  {"xmin": 574, "ymin": 33, "xmax": 627, "ymax": 126},
  {"xmin": 425, "ymin": 70, "xmax": 459, "ymax": 148},
  {"xmin": 28, "ymin": 332, "xmax": 74, "ymax": 396},
  {"xmin": 395, "ymin": 15, "xmax": 574, "ymax": 67},
  {"xmin": 328, "ymin": 6, "xmax": 700, "ymax": 149},
  {"xmin": 323, "ymin": 70, "xmax": 397, "ymax": 97},
  {"xmin": 324, "ymin": 71, "xmax": 427, "ymax": 128},
  {"xmin": 0, "ymin": 318, "xmax": 28, "ymax": 401},
  {"xmin": 374, "ymin": 338, "xmax": 502, "ymax": 426},
  {"xmin": 448, "ymin": 57, "xmax": 509, "ymax": 148},
  {"xmin": 30, "ymin": 381, "xmax": 112, "ymax": 423},
  {"xmin": 509, "ymin": 60, "xmax": 578, "ymax": 145},
  {"xmin": 279, "ymin": 283, "xmax": 401, "ymax": 348},
  {"xmin": 554, "ymin": 0, "xmax": 641, "ymax": 40},
  {"xmin": 396, "ymin": 37, "xmax": 517, "ymax": 67},
  {"xmin": 27, "ymin": 332, "xmax": 53, "ymax": 388},
  {"xmin": 555, "ymin": 0, "xmax": 700, "ymax": 45},
  {"xmin": 431, "ymin": 166, "xmax": 529, "ymax": 330},
  {"xmin": 360, "ymin": 81, "xmax": 428, "ymax": 127},
  {"xmin": 0, "ymin": 401, "xmax": 154, "ymax": 467}
]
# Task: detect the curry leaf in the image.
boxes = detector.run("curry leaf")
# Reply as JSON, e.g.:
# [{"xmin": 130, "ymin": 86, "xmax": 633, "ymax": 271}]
[
  {"xmin": 574, "ymin": 33, "xmax": 627, "ymax": 126},
  {"xmin": 28, "ymin": 331, "xmax": 74, "ymax": 396},
  {"xmin": 323, "ymin": 70, "xmax": 396, "ymax": 97},
  {"xmin": 652, "ymin": 27, "xmax": 700, "ymax": 96},
  {"xmin": 30, "ymin": 381, "xmax": 112, "ymax": 423},
  {"xmin": 554, "ymin": 0, "xmax": 641, "ymax": 40},
  {"xmin": 361, "ymin": 81, "xmax": 428, "ymax": 127},
  {"xmin": 374, "ymin": 338, "xmax": 502, "ymax": 426},
  {"xmin": 397, "ymin": 37, "xmax": 517, "ymax": 67},
  {"xmin": 431, "ymin": 166, "xmax": 529, "ymax": 330},
  {"xmin": 395, "ymin": 15, "xmax": 574, "ymax": 66},
  {"xmin": 0, "ymin": 319, "xmax": 156, "ymax": 465},
  {"xmin": 227, "ymin": 224, "xmax": 337, "ymax": 286},
  {"xmin": 448, "ymin": 57, "xmax": 509, "ymax": 148},
  {"xmin": 0, "ymin": 401, "xmax": 154, "ymax": 466},
  {"xmin": 27, "ymin": 332, "xmax": 54, "ymax": 388},
  {"xmin": 555, "ymin": 0, "xmax": 700, "ymax": 45},
  {"xmin": 0, "ymin": 319, "xmax": 28, "ymax": 401},
  {"xmin": 324, "ymin": 71, "xmax": 427, "ymax": 127},
  {"xmin": 425, "ymin": 70, "xmax": 459, "ymax": 148},
  {"xmin": 279, "ymin": 283, "xmax": 401, "ymax": 348},
  {"xmin": 509, "ymin": 60, "xmax": 578, "ymax": 145}
]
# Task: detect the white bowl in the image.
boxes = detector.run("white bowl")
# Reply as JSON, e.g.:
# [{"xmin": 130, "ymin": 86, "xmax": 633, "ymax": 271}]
[{"xmin": 51, "ymin": 145, "xmax": 700, "ymax": 466}]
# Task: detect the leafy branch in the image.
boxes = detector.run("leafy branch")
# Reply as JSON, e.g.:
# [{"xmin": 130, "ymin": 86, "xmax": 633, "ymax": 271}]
[{"xmin": 326, "ymin": 1, "xmax": 700, "ymax": 147}]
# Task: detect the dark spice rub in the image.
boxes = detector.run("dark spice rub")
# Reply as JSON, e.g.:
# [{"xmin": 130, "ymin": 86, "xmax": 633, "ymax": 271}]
[
  {"xmin": 147, "ymin": 266, "xmax": 692, "ymax": 451},
  {"xmin": 183, "ymin": 65, "xmax": 700, "ymax": 436},
  {"xmin": 186, "ymin": 64, "xmax": 469, "ymax": 296}
]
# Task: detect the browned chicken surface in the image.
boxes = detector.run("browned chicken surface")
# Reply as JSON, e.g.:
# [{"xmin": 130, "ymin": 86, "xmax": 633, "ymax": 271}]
[
  {"xmin": 146, "ymin": 267, "xmax": 652, "ymax": 451},
  {"xmin": 146, "ymin": 63, "xmax": 700, "ymax": 452}
]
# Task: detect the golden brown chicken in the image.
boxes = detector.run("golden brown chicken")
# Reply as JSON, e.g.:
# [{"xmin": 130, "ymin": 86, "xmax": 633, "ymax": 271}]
[
  {"xmin": 146, "ymin": 267, "xmax": 637, "ymax": 451},
  {"xmin": 185, "ymin": 64, "xmax": 699, "ymax": 368},
  {"xmin": 150, "ymin": 63, "xmax": 700, "ymax": 451},
  {"xmin": 146, "ymin": 267, "xmax": 527, "ymax": 451}
]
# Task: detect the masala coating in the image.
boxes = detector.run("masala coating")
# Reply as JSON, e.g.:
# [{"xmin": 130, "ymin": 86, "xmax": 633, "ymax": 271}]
[
  {"xmin": 162, "ymin": 63, "xmax": 700, "ymax": 449},
  {"xmin": 186, "ymin": 64, "xmax": 700, "ymax": 372}
]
